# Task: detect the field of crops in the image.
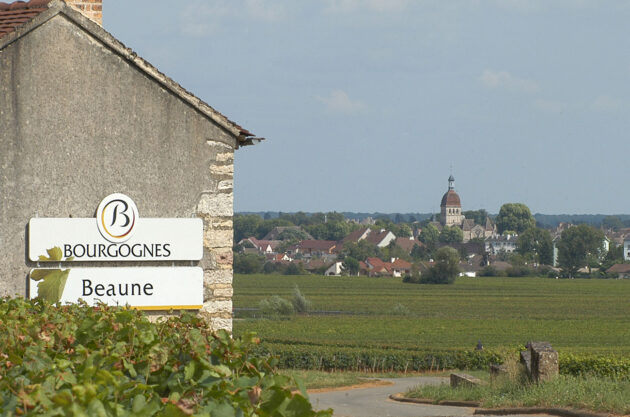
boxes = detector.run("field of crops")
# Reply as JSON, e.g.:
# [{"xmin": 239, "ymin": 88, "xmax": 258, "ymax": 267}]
[{"xmin": 233, "ymin": 275, "xmax": 630, "ymax": 356}]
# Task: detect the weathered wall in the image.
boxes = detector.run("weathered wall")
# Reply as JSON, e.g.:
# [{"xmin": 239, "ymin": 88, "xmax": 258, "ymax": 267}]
[{"xmin": 0, "ymin": 14, "xmax": 235, "ymax": 330}]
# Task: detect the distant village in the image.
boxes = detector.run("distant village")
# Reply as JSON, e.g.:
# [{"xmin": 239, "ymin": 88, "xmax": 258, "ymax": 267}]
[{"xmin": 235, "ymin": 176, "xmax": 630, "ymax": 279}]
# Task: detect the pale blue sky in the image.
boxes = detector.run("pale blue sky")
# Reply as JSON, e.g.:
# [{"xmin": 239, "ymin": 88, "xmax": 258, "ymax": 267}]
[{"xmin": 106, "ymin": 0, "xmax": 630, "ymax": 214}]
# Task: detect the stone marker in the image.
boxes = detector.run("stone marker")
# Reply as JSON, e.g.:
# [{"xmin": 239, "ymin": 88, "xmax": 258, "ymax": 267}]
[
  {"xmin": 521, "ymin": 341, "xmax": 558, "ymax": 382},
  {"xmin": 520, "ymin": 350, "xmax": 532, "ymax": 376},
  {"xmin": 529, "ymin": 342, "xmax": 558, "ymax": 382},
  {"xmin": 450, "ymin": 373, "xmax": 483, "ymax": 388}
]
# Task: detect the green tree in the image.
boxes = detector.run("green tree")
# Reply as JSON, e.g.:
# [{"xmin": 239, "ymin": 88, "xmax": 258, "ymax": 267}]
[
  {"xmin": 285, "ymin": 262, "xmax": 306, "ymax": 275},
  {"xmin": 234, "ymin": 253, "xmax": 265, "ymax": 274},
  {"xmin": 420, "ymin": 246, "xmax": 460, "ymax": 284},
  {"xmin": 517, "ymin": 227, "xmax": 553, "ymax": 265},
  {"xmin": 557, "ymin": 224, "xmax": 605, "ymax": 277},
  {"xmin": 463, "ymin": 209, "xmax": 488, "ymax": 225},
  {"xmin": 602, "ymin": 215, "xmax": 624, "ymax": 231},
  {"xmin": 340, "ymin": 240, "xmax": 381, "ymax": 262},
  {"xmin": 439, "ymin": 225, "xmax": 463, "ymax": 243},
  {"xmin": 419, "ymin": 223, "xmax": 440, "ymax": 248},
  {"xmin": 601, "ymin": 243, "xmax": 624, "ymax": 270},
  {"xmin": 382, "ymin": 240, "xmax": 410, "ymax": 262},
  {"xmin": 410, "ymin": 243, "xmax": 430, "ymax": 261},
  {"xmin": 496, "ymin": 203, "xmax": 536, "ymax": 234},
  {"xmin": 233, "ymin": 214, "xmax": 263, "ymax": 243},
  {"xmin": 342, "ymin": 256, "xmax": 360, "ymax": 275}
]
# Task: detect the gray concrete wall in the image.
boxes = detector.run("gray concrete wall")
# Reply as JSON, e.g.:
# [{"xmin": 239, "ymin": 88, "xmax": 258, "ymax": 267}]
[{"xmin": 0, "ymin": 14, "xmax": 235, "ymax": 330}]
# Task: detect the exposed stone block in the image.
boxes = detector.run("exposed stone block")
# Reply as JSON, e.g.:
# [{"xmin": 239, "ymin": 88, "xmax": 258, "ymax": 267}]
[
  {"xmin": 522, "ymin": 342, "xmax": 558, "ymax": 383},
  {"xmin": 520, "ymin": 350, "xmax": 532, "ymax": 376},
  {"xmin": 203, "ymin": 269, "xmax": 233, "ymax": 285},
  {"xmin": 218, "ymin": 180, "xmax": 233, "ymax": 191},
  {"xmin": 530, "ymin": 342, "xmax": 558, "ymax": 382},
  {"xmin": 210, "ymin": 164, "xmax": 234, "ymax": 177},
  {"xmin": 203, "ymin": 229, "xmax": 233, "ymax": 249},
  {"xmin": 197, "ymin": 193, "xmax": 233, "ymax": 217},
  {"xmin": 212, "ymin": 286, "xmax": 233, "ymax": 298},
  {"xmin": 209, "ymin": 317, "xmax": 232, "ymax": 333},
  {"xmin": 450, "ymin": 373, "xmax": 483, "ymax": 388},
  {"xmin": 216, "ymin": 153, "xmax": 234, "ymax": 163},
  {"xmin": 202, "ymin": 300, "xmax": 232, "ymax": 315}
]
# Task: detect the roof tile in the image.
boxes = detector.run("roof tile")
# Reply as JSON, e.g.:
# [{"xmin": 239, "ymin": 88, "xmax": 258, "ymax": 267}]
[{"xmin": 0, "ymin": 0, "xmax": 48, "ymax": 38}]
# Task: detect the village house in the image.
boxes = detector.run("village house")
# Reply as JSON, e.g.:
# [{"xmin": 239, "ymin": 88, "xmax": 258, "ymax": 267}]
[
  {"xmin": 0, "ymin": 0, "xmax": 261, "ymax": 330},
  {"xmin": 365, "ymin": 257, "xmax": 412, "ymax": 278}
]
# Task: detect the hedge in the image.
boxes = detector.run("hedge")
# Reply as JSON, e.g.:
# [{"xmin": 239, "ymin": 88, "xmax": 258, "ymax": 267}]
[
  {"xmin": 253, "ymin": 342, "xmax": 502, "ymax": 373},
  {"xmin": 0, "ymin": 297, "xmax": 330, "ymax": 417}
]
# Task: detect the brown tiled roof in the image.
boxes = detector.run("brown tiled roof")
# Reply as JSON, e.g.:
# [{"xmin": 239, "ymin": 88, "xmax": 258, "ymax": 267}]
[
  {"xmin": 298, "ymin": 240, "xmax": 337, "ymax": 251},
  {"xmin": 394, "ymin": 237, "xmax": 420, "ymax": 253},
  {"xmin": 391, "ymin": 258, "xmax": 412, "ymax": 269},
  {"xmin": 0, "ymin": 0, "xmax": 49, "ymax": 38},
  {"xmin": 441, "ymin": 190, "xmax": 461, "ymax": 207},
  {"xmin": 342, "ymin": 227, "xmax": 370, "ymax": 243},
  {"xmin": 606, "ymin": 264, "xmax": 630, "ymax": 274},
  {"xmin": 365, "ymin": 230, "xmax": 391, "ymax": 245},
  {"xmin": 366, "ymin": 257, "xmax": 385, "ymax": 268}
]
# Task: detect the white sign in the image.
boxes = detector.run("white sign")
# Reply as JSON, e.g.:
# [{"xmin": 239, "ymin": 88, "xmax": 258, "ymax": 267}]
[
  {"xmin": 29, "ymin": 267, "xmax": 203, "ymax": 310},
  {"xmin": 29, "ymin": 217, "xmax": 203, "ymax": 261}
]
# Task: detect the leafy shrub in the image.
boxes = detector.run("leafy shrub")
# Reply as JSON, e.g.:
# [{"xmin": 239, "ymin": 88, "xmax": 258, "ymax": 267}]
[
  {"xmin": 560, "ymin": 353, "xmax": 630, "ymax": 379},
  {"xmin": 506, "ymin": 265, "xmax": 534, "ymax": 277},
  {"xmin": 291, "ymin": 286, "xmax": 312, "ymax": 313},
  {"xmin": 0, "ymin": 297, "xmax": 329, "ymax": 416},
  {"xmin": 478, "ymin": 265, "xmax": 500, "ymax": 277},
  {"xmin": 259, "ymin": 295, "xmax": 295, "ymax": 316}
]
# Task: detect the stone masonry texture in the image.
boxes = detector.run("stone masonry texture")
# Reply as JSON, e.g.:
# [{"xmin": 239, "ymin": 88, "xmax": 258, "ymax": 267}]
[{"xmin": 0, "ymin": 10, "xmax": 239, "ymax": 331}]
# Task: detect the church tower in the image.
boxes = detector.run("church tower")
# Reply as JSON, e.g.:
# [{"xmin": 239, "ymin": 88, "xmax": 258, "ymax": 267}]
[{"xmin": 440, "ymin": 175, "xmax": 464, "ymax": 226}]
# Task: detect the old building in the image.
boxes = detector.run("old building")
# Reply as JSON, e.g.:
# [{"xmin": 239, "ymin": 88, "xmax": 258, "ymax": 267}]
[
  {"xmin": 440, "ymin": 175, "xmax": 464, "ymax": 227},
  {"xmin": 438, "ymin": 174, "xmax": 494, "ymax": 242},
  {"xmin": 0, "ymin": 0, "xmax": 260, "ymax": 330}
]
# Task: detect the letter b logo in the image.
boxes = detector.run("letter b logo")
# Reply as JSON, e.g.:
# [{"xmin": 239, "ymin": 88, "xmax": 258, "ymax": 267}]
[{"xmin": 96, "ymin": 193, "xmax": 139, "ymax": 243}]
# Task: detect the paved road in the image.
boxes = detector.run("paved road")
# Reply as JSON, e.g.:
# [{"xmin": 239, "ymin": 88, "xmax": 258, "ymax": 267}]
[
  {"xmin": 309, "ymin": 377, "xmax": 551, "ymax": 417},
  {"xmin": 309, "ymin": 377, "xmax": 475, "ymax": 417}
]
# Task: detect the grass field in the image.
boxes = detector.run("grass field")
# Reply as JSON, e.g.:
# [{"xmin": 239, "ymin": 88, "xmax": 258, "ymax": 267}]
[{"xmin": 233, "ymin": 275, "xmax": 630, "ymax": 355}]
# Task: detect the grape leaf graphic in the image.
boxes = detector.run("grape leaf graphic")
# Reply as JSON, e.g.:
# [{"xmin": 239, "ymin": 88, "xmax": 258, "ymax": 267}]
[{"xmin": 30, "ymin": 247, "xmax": 73, "ymax": 303}]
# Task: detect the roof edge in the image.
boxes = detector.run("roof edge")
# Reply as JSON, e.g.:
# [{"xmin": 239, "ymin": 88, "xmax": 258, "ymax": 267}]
[{"xmin": 0, "ymin": 0, "xmax": 259, "ymax": 149}]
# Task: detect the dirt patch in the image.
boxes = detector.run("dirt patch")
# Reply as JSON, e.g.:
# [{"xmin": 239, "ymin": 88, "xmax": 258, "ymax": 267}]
[{"xmin": 305, "ymin": 379, "xmax": 394, "ymax": 393}]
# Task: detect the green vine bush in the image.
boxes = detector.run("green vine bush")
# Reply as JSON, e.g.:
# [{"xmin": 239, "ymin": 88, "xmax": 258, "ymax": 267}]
[
  {"xmin": 0, "ymin": 297, "xmax": 331, "ymax": 417},
  {"xmin": 560, "ymin": 353, "xmax": 630, "ymax": 379},
  {"xmin": 253, "ymin": 342, "xmax": 502, "ymax": 373}
]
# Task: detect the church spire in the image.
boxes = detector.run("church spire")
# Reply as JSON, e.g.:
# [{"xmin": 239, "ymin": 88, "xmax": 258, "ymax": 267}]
[{"xmin": 448, "ymin": 174, "xmax": 455, "ymax": 191}]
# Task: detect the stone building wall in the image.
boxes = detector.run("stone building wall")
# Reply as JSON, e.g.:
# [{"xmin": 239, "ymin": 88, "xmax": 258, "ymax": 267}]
[{"xmin": 0, "ymin": 5, "xmax": 240, "ymax": 331}]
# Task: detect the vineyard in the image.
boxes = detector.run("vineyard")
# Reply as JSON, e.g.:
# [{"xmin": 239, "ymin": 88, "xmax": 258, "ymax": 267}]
[{"xmin": 233, "ymin": 275, "xmax": 630, "ymax": 373}]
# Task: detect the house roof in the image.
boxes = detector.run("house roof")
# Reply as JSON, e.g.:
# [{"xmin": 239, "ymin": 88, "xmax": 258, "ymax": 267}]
[
  {"xmin": 0, "ymin": 0, "xmax": 258, "ymax": 147},
  {"xmin": 365, "ymin": 230, "xmax": 392, "ymax": 245},
  {"xmin": 462, "ymin": 219, "xmax": 475, "ymax": 231},
  {"xmin": 391, "ymin": 258, "xmax": 412, "ymax": 269},
  {"xmin": 0, "ymin": 0, "xmax": 48, "ymax": 38},
  {"xmin": 298, "ymin": 240, "xmax": 337, "ymax": 251},
  {"xmin": 342, "ymin": 227, "xmax": 370, "ymax": 243},
  {"xmin": 394, "ymin": 237, "xmax": 420, "ymax": 253},
  {"xmin": 606, "ymin": 264, "xmax": 630, "ymax": 274}
]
